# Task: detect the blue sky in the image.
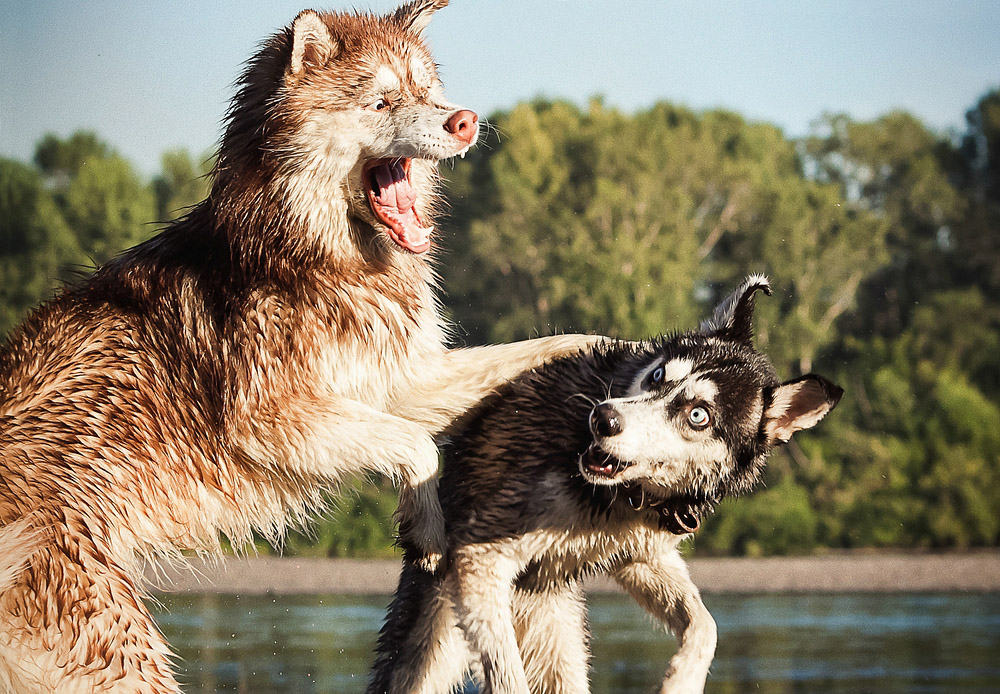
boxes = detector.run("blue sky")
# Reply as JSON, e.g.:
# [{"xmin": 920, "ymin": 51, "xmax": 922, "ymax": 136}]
[{"xmin": 2, "ymin": 0, "xmax": 998, "ymax": 175}]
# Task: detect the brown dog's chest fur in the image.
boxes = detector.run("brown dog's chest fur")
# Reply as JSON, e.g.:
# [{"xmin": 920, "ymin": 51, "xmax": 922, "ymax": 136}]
[
  {"xmin": 0, "ymin": 215, "xmax": 437, "ymax": 548},
  {"xmin": 226, "ymin": 256, "xmax": 439, "ymax": 412}
]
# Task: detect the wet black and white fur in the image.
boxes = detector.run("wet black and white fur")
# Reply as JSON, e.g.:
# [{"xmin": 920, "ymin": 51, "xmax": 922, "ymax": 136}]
[{"xmin": 367, "ymin": 275, "xmax": 843, "ymax": 694}]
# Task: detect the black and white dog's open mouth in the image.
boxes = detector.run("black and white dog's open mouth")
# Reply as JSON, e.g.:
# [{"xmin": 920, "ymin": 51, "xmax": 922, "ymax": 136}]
[{"xmin": 579, "ymin": 442, "xmax": 634, "ymax": 481}]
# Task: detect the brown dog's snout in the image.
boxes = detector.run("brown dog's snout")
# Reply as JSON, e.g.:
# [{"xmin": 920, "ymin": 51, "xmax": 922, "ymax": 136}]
[
  {"xmin": 444, "ymin": 109, "xmax": 479, "ymax": 146},
  {"xmin": 590, "ymin": 403, "xmax": 623, "ymax": 438}
]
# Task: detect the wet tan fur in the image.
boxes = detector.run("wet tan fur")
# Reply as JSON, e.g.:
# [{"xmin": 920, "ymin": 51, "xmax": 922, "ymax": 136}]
[{"xmin": 0, "ymin": 3, "xmax": 597, "ymax": 691}]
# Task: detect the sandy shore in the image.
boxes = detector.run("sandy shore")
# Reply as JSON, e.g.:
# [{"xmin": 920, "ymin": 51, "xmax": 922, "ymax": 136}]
[{"xmin": 145, "ymin": 552, "xmax": 1000, "ymax": 595}]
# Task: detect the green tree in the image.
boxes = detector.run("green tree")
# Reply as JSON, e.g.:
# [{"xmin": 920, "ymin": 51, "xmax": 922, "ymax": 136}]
[
  {"xmin": 61, "ymin": 153, "xmax": 156, "ymax": 264},
  {"xmin": 716, "ymin": 127, "xmax": 889, "ymax": 376},
  {"xmin": 804, "ymin": 112, "xmax": 966, "ymax": 337},
  {"xmin": 152, "ymin": 148, "xmax": 213, "ymax": 222},
  {"xmin": 2, "ymin": 133, "xmax": 160, "ymax": 336},
  {"xmin": 444, "ymin": 100, "xmax": 713, "ymax": 342},
  {"xmin": 0, "ymin": 158, "xmax": 78, "ymax": 336},
  {"xmin": 700, "ymin": 478, "xmax": 818, "ymax": 556},
  {"xmin": 952, "ymin": 90, "xmax": 1000, "ymax": 324},
  {"xmin": 34, "ymin": 130, "xmax": 110, "ymax": 180},
  {"xmin": 788, "ymin": 99, "xmax": 1000, "ymax": 552},
  {"xmin": 442, "ymin": 100, "xmax": 888, "ymax": 384},
  {"xmin": 818, "ymin": 290, "xmax": 1000, "ymax": 549},
  {"xmin": 30, "ymin": 132, "xmax": 158, "ymax": 268},
  {"xmin": 278, "ymin": 478, "xmax": 401, "ymax": 558}
]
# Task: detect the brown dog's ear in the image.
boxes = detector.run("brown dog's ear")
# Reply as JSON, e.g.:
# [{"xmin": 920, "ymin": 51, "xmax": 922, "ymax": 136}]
[
  {"xmin": 287, "ymin": 10, "xmax": 338, "ymax": 79},
  {"xmin": 392, "ymin": 0, "xmax": 450, "ymax": 35},
  {"xmin": 763, "ymin": 374, "xmax": 843, "ymax": 445}
]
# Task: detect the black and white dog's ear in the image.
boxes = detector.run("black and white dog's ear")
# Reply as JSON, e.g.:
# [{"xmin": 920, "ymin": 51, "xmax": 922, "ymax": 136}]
[
  {"xmin": 392, "ymin": 0, "xmax": 449, "ymax": 35},
  {"xmin": 700, "ymin": 274, "xmax": 772, "ymax": 345},
  {"xmin": 763, "ymin": 374, "xmax": 843, "ymax": 445}
]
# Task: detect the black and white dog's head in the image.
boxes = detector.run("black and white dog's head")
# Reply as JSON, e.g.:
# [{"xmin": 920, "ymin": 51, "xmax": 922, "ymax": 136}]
[{"xmin": 580, "ymin": 274, "xmax": 842, "ymax": 507}]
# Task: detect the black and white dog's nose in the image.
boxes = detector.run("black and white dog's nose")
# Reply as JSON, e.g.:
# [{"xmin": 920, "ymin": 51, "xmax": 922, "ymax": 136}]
[{"xmin": 590, "ymin": 403, "xmax": 624, "ymax": 437}]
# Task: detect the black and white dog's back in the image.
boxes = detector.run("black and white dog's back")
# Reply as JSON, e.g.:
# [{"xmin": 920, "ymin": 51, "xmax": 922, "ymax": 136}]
[{"xmin": 368, "ymin": 276, "xmax": 843, "ymax": 694}]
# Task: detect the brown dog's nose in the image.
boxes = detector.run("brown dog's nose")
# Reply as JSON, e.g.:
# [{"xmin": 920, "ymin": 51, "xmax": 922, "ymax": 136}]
[
  {"xmin": 444, "ymin": 109, "xmax": 479, "ymax": 146},
  {"xmin": 590, "ymin": 403, "xmax": 623, "ymax": 438}
]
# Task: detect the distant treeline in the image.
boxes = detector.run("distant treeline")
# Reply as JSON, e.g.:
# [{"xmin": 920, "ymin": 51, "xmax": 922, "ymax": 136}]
[{"xmin": 2, "ymin": 90, "xmax": 998, "ymax": 556}]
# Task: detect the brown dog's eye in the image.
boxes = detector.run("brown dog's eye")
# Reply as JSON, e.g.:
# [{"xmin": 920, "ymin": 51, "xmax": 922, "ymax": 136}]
[
  {"xmin": 367, "ymin": 97, "xmax": 390, "ymax": 112},
  {"xmin": 688, "ymin": 405, "xmax": 711, "ymax": 429}
]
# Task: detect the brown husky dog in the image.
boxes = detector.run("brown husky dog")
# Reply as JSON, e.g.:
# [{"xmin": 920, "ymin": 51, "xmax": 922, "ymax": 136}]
[{"xmin": 0, "ymin": 2, "xmax": 595, "ymax": 691}]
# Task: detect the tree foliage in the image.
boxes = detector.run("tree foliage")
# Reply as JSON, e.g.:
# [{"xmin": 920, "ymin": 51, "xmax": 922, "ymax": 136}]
[
  {"xmin": 152, "ymin": 148, "xmax": 213, "ymax": 223},
  {"xmin": 0, "ymin": 133, "xmax": 201, "ymax": 336},
  {"xmin": 442, "ymin": 100, "xmax": 888, "ymax": 378},
  {"xmin": 281, "ymin": 478, "xmax": 401, "ymax": 558},
  {"xmin": 0, "ymin": 159, "xmax": 77, "ymax": 335}
]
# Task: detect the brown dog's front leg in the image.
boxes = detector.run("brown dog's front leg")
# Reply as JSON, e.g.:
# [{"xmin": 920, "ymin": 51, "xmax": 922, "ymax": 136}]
[
  {"xmin": 232, "ymin": 396, "xmax": 447, "ymax": 567},
  {"xmin": 393, "ymin": 334, "xmax": 607, "ymax": 435}
]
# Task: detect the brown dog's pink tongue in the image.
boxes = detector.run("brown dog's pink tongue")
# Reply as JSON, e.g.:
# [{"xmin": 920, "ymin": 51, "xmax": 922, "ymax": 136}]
[
  {"xmin": 374, "ymin": 161, "xmax": 416, "ymax": 210},
  {"xmin": 370, "ymin": 161, "xmax": 430, "ymax": 253}
]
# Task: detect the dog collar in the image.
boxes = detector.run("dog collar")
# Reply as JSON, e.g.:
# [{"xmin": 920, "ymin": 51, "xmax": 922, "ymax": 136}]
[
  {"xmin": 659, "ymin": 507, "xmax": 701, "ymax": 534},
  {"xmin": 623, "ymin": 485, "xmax": 702, "ymax": 534}
]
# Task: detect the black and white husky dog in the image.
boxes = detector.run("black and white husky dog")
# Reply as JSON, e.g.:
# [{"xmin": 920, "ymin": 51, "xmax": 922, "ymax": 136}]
[{"xmin": 367, "ymin": 275, "xmax": 843, "ymax": 694}]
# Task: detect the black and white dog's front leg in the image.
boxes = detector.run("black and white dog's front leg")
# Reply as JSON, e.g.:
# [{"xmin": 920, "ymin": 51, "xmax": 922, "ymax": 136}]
[
  {"xmin": 450, "ymin": 550, "xmax": 530, "ymax": 694},
  {"xmin": 614, "ymin": 548, "xmax": 717, "ymax": 694},
  {"xmin": 512, "ymin": 579, "xmax": 591, "ymax": 694}
]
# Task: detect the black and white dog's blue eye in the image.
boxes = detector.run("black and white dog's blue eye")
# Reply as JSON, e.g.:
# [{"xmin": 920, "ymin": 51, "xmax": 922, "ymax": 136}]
[
  {"xmin": 651, "ymin": 366, "xmax": 665, "ymax": 385},
  {"xmin": 688, "ymin": 406, "xmax": 711, "ymax": 429}
]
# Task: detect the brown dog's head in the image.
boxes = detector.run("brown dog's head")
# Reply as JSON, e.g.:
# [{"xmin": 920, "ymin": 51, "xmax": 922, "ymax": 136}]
[{"xmin": 214, "ymin": 1, "xmax": 476, "ymax": 259}]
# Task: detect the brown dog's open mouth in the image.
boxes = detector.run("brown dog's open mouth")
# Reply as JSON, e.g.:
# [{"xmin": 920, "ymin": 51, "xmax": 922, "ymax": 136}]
[
  {"xmin": 364, "ymin": 158, "xmax": 433, "ymax": 254},
  {"xmin": 580, "ymin": 442, "xmax": 634, "ymax": 481}
]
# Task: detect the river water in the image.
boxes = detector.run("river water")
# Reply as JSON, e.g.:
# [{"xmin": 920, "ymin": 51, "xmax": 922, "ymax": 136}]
[{"xmin": 154, "ymin": 592, "xmax": 1000, "ymax": 693}]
